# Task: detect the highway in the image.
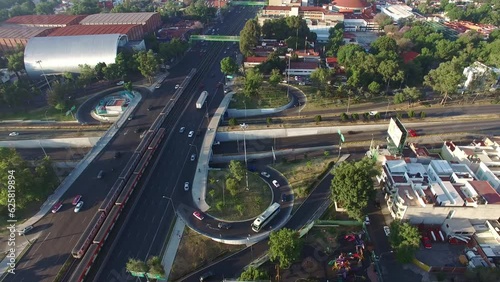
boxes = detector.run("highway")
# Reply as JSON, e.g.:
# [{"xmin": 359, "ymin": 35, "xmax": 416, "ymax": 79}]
[
  {"xmin": 87, "ymin": 6, "xmax": 263, "ymax": 282},
  {"xmin": 0, "ymin": 129, "xmax": 104, "ymax": 140},
  {"xmin": 213, "ymin": 119, "xmax": 500, "ymax": 155}
]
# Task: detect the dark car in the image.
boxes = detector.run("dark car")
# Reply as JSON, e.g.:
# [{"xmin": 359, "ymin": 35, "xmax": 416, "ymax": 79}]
[
  {"xmin": 217, "ymin": 222, "xmax": 231, "ymax": 229},
  {"xmin": 281, "ymin": 193, "xmax": 288, "ymax": 202},
  {"xmin": 199, "ymin": 271, "xmax": 214, "ymax": 282},
  {"xmin": 134, "ymin": 127, "xmax": 145, "ymax": 134}
]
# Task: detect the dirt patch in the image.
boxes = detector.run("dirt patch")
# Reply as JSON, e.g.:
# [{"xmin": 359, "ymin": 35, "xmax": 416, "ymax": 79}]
[
  {"xmin": 170, "ymin": 228, "xmax": 243, "ymax": 281},
  {"xmin": 206, "ymin": 169, "xmax": 273, "ymax": 220}
]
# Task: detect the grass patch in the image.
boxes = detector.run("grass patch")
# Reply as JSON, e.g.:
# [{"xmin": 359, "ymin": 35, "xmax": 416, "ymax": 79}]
[
  {"xmin": 206, "ymin": 169, "xmax": 273, "ymax": 221},
  {"xmin": 271, "ymin": 153, "xmax": 336, "ymax": 199},
  {"xmin": 0, "ymin": 99, "xmax": 84, "ymax": 122},
  {"xmin": 170, "ymin": 228, "xmax": 242, "ymax": 281},
  {"xmin": 229, "ymin": 84, "xmax": 290, "ymax": 109}
]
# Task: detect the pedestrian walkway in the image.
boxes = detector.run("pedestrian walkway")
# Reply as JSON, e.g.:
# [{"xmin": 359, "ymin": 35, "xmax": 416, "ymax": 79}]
[{"xmin": 161, "ymin": 218, "xmax": 185, "ymax": 281}]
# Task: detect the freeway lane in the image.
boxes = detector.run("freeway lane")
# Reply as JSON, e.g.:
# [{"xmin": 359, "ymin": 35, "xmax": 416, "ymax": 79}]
[
  {"xmin": 213, "ymin": 119, "xmax": 500, "ymax": 155},
  {"xmin": 88, "ymin": 7, "xmax": 262, "ymax": 282}
]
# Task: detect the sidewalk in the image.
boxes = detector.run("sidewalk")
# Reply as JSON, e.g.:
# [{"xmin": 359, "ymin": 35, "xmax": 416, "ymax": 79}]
[{"xmin": 161, "ymin": 218, "xmax": 185, "ymax": 281}]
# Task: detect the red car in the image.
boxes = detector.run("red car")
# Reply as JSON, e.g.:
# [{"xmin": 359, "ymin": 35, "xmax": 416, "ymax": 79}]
[
  {"xmin": 421, "ymin": 236, "xmax": 432, "ymax": 249},
  {"xmin": 52, "ymin": 202, "xmax": 63, "ymax": 213},
  {"xmin": 408, "ymin": 129, "xmax": 418, "ymax": 137},
  {"xmin": 72, "ymin": 195, "xmax": 82, "ymax": 205},
  {"xmin": 193, "ymin": 211, "xmax": 205, "ymax": 221}
]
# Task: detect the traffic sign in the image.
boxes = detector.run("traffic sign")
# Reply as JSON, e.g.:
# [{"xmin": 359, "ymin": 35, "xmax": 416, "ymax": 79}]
[
  {"xmin": 226, "ymin": 75, "xmax": 233, "ymax": 79},
  {"xmin": 338, "ymin": 129, "xmax": 345, "ymax": 143}
]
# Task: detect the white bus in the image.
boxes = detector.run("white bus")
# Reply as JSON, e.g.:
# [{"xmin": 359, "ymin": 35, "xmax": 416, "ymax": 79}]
[{"xmin": 251, "ymin": 202, "xmax": 281, "ymax": 232}]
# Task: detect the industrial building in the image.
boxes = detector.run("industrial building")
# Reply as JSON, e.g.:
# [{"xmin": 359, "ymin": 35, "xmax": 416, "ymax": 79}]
[
  {"xmin": 79, "ymin": 12, "xmax": 162, "ymax": 34},
  {"xmin": 4, "ymin": 15, "xmax": 86, "ymax": 27},
  {"xmin": 24, "ymin": 34, "xmax": 128, "ymax": 79},
  {"xmin": 0, "ymin": 25, "xmax": 55, "ymax": 52},
  {"xmin": 48, "ymin": 24, "xmax": 144, "ymax": 41}
]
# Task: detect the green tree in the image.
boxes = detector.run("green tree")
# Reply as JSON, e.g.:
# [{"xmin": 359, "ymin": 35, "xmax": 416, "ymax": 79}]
[
  {"xmin": 70, "ymin": 0, "xmax": 101, "ymax": 15},
  {"xmin": 229, "ymin": 160, "xmax": 245, "ymax": 182},
  {"xmin": 268, "ymin": 228, "xmax": 302, "ymax": 269},
  {"xmin": 94, "ymin": 62, "xmax": 106, "ymax": 80},
  {"xmin": 337, "ymin": 44, "xmax": 366, "ymax": 66},
  {"xmin": 269, "ymin": 68, "xmax": 282, "ymax": 87},
  {"xmin": 225, "ymin": 177, "xmax": 238, "ymax": 196},
  {"xmin": 465, "ymin": 267, "xmax": 500, "ymax": 282},
  {"xmin": 124, "ymin": 82, "xmax": 133, "ymax": 92},
  {"xmin": 340, "ymin": 113, "xmax": 349, "ymax": 121},
  {"xmin": 146, "ymin": 256, "xmax": 165, "ymax": 277},
  {"xmin": 420, "ymin": 111, "xmax": 426, "ymax": 118},
  {"xmin": 35, "ymin": 1, "xmax": 57, "ymax": 14},
  {"xmin": 77, "ymin": 64, "xmax": 96, "ymax": 88},
  {"xmin": 378, "ymin": 60, "xmax": 403, "ymax": 92},
  {"xmin": 309, "ymin": 68, "xmax": 331, "ymax": 89},
  {"xmin": 238, "ymin": 266, "xmax": 268, "ymax": 281},
  {"xmin": 47, "ymin": 81, "xmax": 71, "ymax": 109},
  {"xmin": 236, "ymin": 204, "xmax": 244, "ymax": 216},
  {"xmin": 228, "ymin": 118, "xmax": 237, "ymax": 126},
  {"xmin": 240, "ymin": 19, "xmax": 261, "ymax": 57},
  {"xmin": 266, "ymin": 117, "xmax": 272, "ymax": 125},
  {"xmin": 314, "ymin": 115, "xmax": 322, "ymax": 124},
  {"xmin": 244, "ymin": 68, "xmax": 263, "ymax": 97},
  {"xmin": 424, "ymin": 59, "xmax": 463, "ymax": 105},
  {"xmin": 220, "ymin": 57, "xmax": 238, "ymax": 75},
  {"xmin": 388, "ymin": 220, "xmax": 421, "ymax": 263},
  {"xmin": 393, "ymin": 92, "xmax": 406, "ymax": 104},
  {"xmin": 330, "ymin": 158, "xmax": 379, "ymax": 220},
  {"xmin": 374, "ymin": 13, "xmax": 393, "ymax": 29},
  {"xmin": 126, "ymin": 258, "xmax": 148, "ymax": 273},
  {"xmin": 325, "ymin": 26, "xmax": 344, "ymax": 56},
  {"xmin": 103, "ymin": 63, "xmax": 122, "ymax": 81},
  {"xmin": 370, "ymin": 36, "xmax": 398, "ymax": 54},
  {"xmin": 134, "ymin": 50, "xmax": 158, "ymax": 83},
  {"xmin": 6, "ymin": 51, "xmax": 24, "ymax": 79},
  {"xmin": 368, "ymin": 81, "xmax": 381, "ymax": 94}
]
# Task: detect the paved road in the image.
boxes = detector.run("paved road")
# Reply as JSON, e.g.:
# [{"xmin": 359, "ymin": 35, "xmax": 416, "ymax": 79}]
[
  {"xmin": 213, "ymin": 119, "xmax": 500, "ymax": 155},
  {"xmin": 87, "ymin": 6, "xmax": 263, "ymax": 282}
]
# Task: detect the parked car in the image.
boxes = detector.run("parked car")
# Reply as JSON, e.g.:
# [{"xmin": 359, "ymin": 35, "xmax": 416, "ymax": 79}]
[
  {"xmin": 18, "ymin": 225, "xmax": 34, "ymax": 236},
  {"xmin": 213, "ymin": 141, "xmax": 220, "ymax": 145},
  {"xmin": 52, "ymin": 202, "xmax": 63, "ymax": 213},
  {"xmin": 184, "ymin": 182, "xmax": 190, "ymax": 191},
  {"xmin": 9, "ymin": 132, "xmax": 19, "ymax": 137},
  {"xmin": 199, "ymin": 271, "xmax": 214, "ymax": 282},
  {"xmin": 97, "ymin": 170, "xmax": 104, "ymax": 179},
  {"xmin": 74, "ymin": 201, "xmax": 84, "ymax": 213},
  {"xmin": 260, "ymin": 172, "xmax": 270, "ymax": 178},
  {"xmin": 217, "ymin": 222, "xmax": 231, "ymax": 229},
  {"xmin": 272, "ymin": 180, "xmax": 280, "ymax": 188},
  {"xmin": 281, "ymin": 193, "xmax": 287, "ymax": 202},
  {"xmin": 383, "ymin": 226, "xmax": 391, "ymax": 236},
  {"xmin": 127, "ymin": 115, "xmax": 134, "ymax": 121},
  {"xmin": 155, "ymin": 83, "xmax": 161, "ymax": 89},
  {"xmin": 193, "ymin": 211, "xmax": 205, "ymax": 221},
  {"xmin": 188, "ymin": 131, "xmax": 194, "ymax": 138},
  {"xmin": 369, "ymin": 111, "xmax": 378, "ymax": 116},
  {"xmin": 364, "ymin": 215, "xmax": 370, "ymax": 225},
  {"xmin": 421, "ymin": 236, "xmax": 432, "ymax": 249},
  {"xmin": 72, "ymin": 195, "xmax": 82, "ymax": 205},
  {"xmin": 408, "ymin": 129, "xmax": 418, "ymax": 137},
  {"xmin": 114, "ymin": 151, "xmax": 121, "ymax": 159}
]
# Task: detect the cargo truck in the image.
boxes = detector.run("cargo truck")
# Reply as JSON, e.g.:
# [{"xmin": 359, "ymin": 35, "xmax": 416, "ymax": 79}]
[{"xmin": 196, "ymin": 91, "xmax": 208, "ymax": 109}]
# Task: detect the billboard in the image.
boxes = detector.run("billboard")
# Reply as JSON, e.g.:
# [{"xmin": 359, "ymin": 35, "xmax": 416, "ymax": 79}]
[{"xmin": 387, "ymin": 118, "xmax": 404, "ymax": 148}]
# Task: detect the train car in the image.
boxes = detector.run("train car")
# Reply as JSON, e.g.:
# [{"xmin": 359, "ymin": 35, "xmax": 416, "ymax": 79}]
[
  {"xmin": 68, "ymin": 244, "xmax": 100, "ymax": 282},
  {"xmin": 97, "ymin": 179, "xmax": 124, "ymax": 213},
  {"xmin": 115, "ymin": 173, "xmax": 140, "ymax": 206},
  {"xmin": 118, "ymin": 153, "xmax": 141, "ymax": 181},
  {"xmin": 150, "ymin": 114, "xmax": 166, "ymax": 132},
  {"xmin": 135, "ymin": 131, "xmax": 155, "ymax": 155},
  {"xmin": 71, "ymin": 212, "xmax": 106, "ymax": 259},
  {"xmin": 148, "ymin": 128, "xmax": 166, "ymax": 151},
  {"xmin": 93, "ymin": 206, "xmax": 121, "ymax": 245},
  {"xmin": 133, "ymin": 150, "xmax": 152, "ymax": 177}
]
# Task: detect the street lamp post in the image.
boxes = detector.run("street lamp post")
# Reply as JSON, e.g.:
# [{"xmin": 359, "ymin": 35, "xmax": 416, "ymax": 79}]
[
  {"xmin": 162, "ymin": 196, "xmax": 177, "ymax": 216},
  {"xmin": 286, "ymin": 54, "xmax": 291, "ymax": 97},
  {"xmin": 44, "ymin": 110, "xmax": 48, "ymax": 122},
  {"xmin": 35, "ymin": 60, "xmax": 52, "ymax": 92},
  {"xmin": 384, "ymin": 98, "xmax": 390, "ymax": 120},
  {"xmin": 240, "ymin": 123, "xmax": 249, "ymax": 190},
  {"xmin": 374, "ymin": 250, "xmax": 394, "ymax": 262}
]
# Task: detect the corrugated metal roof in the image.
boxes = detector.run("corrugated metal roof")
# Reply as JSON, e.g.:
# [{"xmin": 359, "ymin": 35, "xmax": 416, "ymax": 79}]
[
  {"xmin": 24, "ymin": 34, "xmax": 125, "ymax": 78},
  {"xmin": 0, "ymin": 26, "xmax": 54, "ymax": 38},
  {"xmin": 48, "ymin": 24, "xmax": 140, "ymax": 37},
  {"xmin": 4, "ymin": 15, "xmax": 86, "ymax": 26},
  {"xmin": 80, "ymin": 12, "xmax": 158, "ymax": 25}
]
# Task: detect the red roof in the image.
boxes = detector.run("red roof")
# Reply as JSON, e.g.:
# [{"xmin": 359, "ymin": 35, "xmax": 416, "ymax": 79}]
[
  {"xmin": 290, "ymin": 62, "xmax": 318, "ymax": 69},
  {"xmin": 333, "ymin": 0, "xmax": 370, "ymax": 9},
  {"xmin": 4, "ymin": 15, "xmax": 86, "ymax": 27},
  {"xmin": 245, "ymin": 57, "xmax": 268, "ymax": 63},
  {"xmin": 264, "ymin": 6, "xmax": 292, "ymax": 11},
  {"xmin": 469, "ymin": 180, "xmax": 500, "ymax": 205},
  {"xmin": 326, "ymin": 57, "xmax": 338, "ymax": 63},
  {"xmin": 401, "ymin": 51, "xmax": 419, "ymax": 63},
  {"xmin": 48, "ymin": 24, "xmax": 141, "ymax": 37}
]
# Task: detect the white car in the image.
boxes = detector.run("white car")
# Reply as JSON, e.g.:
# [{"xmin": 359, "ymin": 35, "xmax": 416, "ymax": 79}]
[
  {"xmin": 175, "ymin": 84, "xmax": 180, "ymax": 89},
  {"xmin": 116, "ymin": 80, "xmax": 125, "ymax": 86},
  {"xmin": 188, "ymin": 131, "xmax": 194, "ymax": 138},
  {"xmin": 191, "ymin": 154, "xmax": 196, "ymax": 161},
  {"xmin": 272, "ymin": 180, "xmax": 280, "ymax": 188},
  {"xmin": 155, "ymin": 84, "xmax": 161, "ymax": 89},
  {"xmin": 383, "ymin": 226, "xmax": 391, "ymax": 236},
  {"xmin": 260, "ymin": 172, "xmax": 270, "ymax": 178},
  {"xmin": 184, "ymin": 182, "xmax": 190, "ymax": 191},
  {"xmin": 179, "ymin": 127, "xmax": 185, "ymax": 133},
  {"xmin": 74, "ymin": 201, "xmax": 84, "ymax": 213},
  {"xmin": 369, "ymin": 111, "xmax": 378, "ymax": 116},
  {"xmin": 9, "ymin": 132, "xmax": 19, "ymax": 137},
  {"xmin": 364, "ymin": 215, "xmax": 370, "ymax": 225}
]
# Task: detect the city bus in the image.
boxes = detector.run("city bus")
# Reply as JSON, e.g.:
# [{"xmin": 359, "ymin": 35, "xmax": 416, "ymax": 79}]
[{"xmin": 251, "ymin": 202, "xmax": 281, "ymax": 232}]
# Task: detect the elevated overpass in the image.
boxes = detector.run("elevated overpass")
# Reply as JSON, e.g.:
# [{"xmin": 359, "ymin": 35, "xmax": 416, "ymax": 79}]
[{"xmin": 189, "ymin": 35, "xmax": 240, "ymax": 43}]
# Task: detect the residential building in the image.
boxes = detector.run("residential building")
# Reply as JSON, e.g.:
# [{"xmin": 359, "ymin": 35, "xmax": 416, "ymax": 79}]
[
  {"xmin": 285, "ymin": 61, "xmax": 318, "ymax": 76},
  {"xmin": 380, "ymin": 159, "xmax": 500, "ymax": 225},
  {"xmin": 441, "ymin": 139, "xmax": 500, "ymax": 191},
  {"xmin": 243, "ymin": 56, "xmax": 268, "ymax": 68}
]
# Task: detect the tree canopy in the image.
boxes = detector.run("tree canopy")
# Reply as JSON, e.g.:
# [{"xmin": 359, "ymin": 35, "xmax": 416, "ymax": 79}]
[
  {"xmin": 220, "ymin": 57, "xmax": 239, "ymax": 75},
  {"xmin": 229, "ymin": 160, "xmax": 245, "ymax": 182},
  {"xmin": 330, "ymin": 158, "xmax": 379, "ymax": 220},
  {"xmin": 134, "ymin": 50, "xmax": 159, "ymax": 83},
  {"xmin": 388, "ymin": 220, "xmax": 421, "ymax": 263},
  {"xmin": 239, "ymin": 19, "xmax": 261, "ymax": 57},
  {"xmin": 238, "ymin": 266, "xmax": 268, "ymax": 281},
  {"xmin": 268, "ymin": 228, "xmax": 303, "ymax": 269}
]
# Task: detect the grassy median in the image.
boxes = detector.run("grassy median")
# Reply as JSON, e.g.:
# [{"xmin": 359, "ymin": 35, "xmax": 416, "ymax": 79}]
[{"xmin": 229, "ymin": 83, "xmax": 290, "ymax": 109}]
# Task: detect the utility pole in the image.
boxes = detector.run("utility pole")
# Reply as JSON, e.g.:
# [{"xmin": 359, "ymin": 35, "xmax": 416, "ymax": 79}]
[
  {"xmin": 240, "ymin": 123, "xmax": 249, "ymax": 190},
  {"xmin": 36, "ymin": 60, "xmax": 52, "ymax": 92}
]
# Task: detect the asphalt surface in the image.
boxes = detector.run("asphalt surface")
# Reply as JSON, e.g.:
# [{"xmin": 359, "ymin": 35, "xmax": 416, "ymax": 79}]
[
  {"xmin": 87, "ymin": 6, "xmax": 264, "ymax": 282},
  {"xmin": 213, "ymin": 119, "xmax": 500, "ymax": 155}
]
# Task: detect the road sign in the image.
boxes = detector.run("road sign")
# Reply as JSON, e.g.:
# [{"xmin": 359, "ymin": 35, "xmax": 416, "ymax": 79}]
[
  {"xmin": 226, "ymin": 75, "xmax": 233, "ymax": 79},
  {"xmin": 338, "ymin": 129, "xmax": 345, "ymax": 143},
  {"xmin": 70, "ymin": 105, "xmax": 76, "ymax": 111}
]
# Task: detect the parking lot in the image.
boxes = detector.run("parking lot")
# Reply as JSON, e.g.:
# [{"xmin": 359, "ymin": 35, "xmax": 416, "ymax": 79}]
[{"xmin": 415, "ymin": 241, "xmax": 466, "ymax": 267}]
